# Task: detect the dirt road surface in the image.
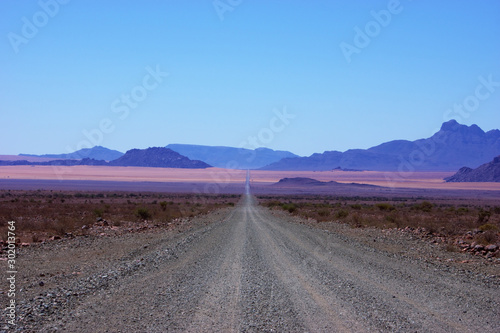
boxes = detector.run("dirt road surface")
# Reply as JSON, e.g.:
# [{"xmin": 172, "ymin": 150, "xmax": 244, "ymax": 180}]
[{"xmin": 4, "ymin": 180, "xmax": 499, "ymax": 332}]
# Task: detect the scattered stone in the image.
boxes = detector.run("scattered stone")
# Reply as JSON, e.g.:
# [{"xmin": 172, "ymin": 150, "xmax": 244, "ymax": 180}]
[
  {"xmin": 485, "ymin": 244, "xmax": 498, "ymax": 252},
  {"xmin": 474, "ymin": 244, "xmax": 485, "ymax": 251}
]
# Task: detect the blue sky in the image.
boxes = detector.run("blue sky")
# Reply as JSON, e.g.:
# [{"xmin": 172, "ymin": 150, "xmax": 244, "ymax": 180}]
[{"xmin": 1, "ymin": 0, "xmax": 499, "ymax": 157}]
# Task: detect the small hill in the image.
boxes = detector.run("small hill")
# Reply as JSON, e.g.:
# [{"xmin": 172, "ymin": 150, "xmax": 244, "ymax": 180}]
[
  {"xmin": 274, "ymin": 177, "xmax": 331, "ymax": 186},
  {"xmin": 20, "ymin": 146, "xmax": 124, "ymax": 161},
  {"xmin": 272, "ymin": 177, "xmax": 380, "ymax": 189},
  {"xmin": 166, "ymin": 144, "xmax": 298, "ymax": 169},
  {"xmin": 445, "ymin": 156, "xmax": 500, "ymax": 182},
  {"xmin": 108, "ymin": 147, "xmax": 211, "ymax": 169}
]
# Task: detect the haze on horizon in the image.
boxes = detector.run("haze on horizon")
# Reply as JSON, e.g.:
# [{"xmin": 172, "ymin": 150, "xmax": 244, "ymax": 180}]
[{"xmin": 1, "ymin": 0, "xmax": 499, "ymax": 157}]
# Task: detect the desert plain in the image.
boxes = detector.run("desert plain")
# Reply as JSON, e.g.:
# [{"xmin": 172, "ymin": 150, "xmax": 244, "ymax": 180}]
[{"xmin": 1, "ymin": 165, "xmax": 500, "ymax": 193}]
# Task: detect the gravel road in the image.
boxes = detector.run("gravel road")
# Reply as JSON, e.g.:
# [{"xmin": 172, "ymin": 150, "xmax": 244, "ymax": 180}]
[{"xmin": 4, "ymin": 188, "xmax": 499, "ymax": 332}]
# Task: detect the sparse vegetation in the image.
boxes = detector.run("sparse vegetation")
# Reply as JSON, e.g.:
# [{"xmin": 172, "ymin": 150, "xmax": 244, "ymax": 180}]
[
  {"xmin": 375, "ymin": 203, "xmax": 396, "ymax": 211},
  {"xmin": 258, "ymin": 195, "xmax": 500, "ymax": 238},
  {"xmin": 135, "ymin": 207, "xmax": 152, "ymax": 220},
  {"xmin": 335, "ymin": 209, "xmax": 349, "ymax": 219},
  {"xmin": 479, "ymin": 223, "xmax": 498, "ymax": 232},
  {"xmin": 281, "ymin": 203, "xmax": 297, "ymax": 213},
  {"xmin": 0, "ymin": 190, "xmax": 239, "ymax": 242},
  {"xmin": 477, "ymin": 209, "xmax": 491, "ymax": 224},
  {"xmin": 413, "ymin": 201, "xmax": 433, "ymax": 212},
  {"xmin": 94, "ymin": 208, "xmax": 104, "ymax": 217}
]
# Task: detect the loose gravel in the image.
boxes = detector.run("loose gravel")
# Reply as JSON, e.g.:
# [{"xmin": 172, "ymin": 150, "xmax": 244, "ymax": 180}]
[{"xmin": 1, "ymin": 194, "xmax": 499, "ymax": 332}]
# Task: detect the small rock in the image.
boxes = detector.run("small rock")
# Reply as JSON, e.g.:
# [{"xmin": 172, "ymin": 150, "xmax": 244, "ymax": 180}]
[
  {"xmin": 485, "ymin": 244, "xmax": 498, "ymax": 252},
  {"xmin": 474, "ymin": 244, "xmax": 484, "ymax": 251},
  {"xmin": 39, "ymin": 281, "xmax": 45, "ymax": 287}
]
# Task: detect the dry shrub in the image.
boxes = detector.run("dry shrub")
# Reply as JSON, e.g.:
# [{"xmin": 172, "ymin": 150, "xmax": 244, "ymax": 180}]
[
  {"xmin": 135, "ymin": 207, "xmax": 152, "ymax": 220},
  {"xmin": 376, "ymin": 203, "xmax": 396, "ymax": 211},
  {"xmin": 335, "ymin": 209, "xmax": 349, "ymax": 219},
  {"xmin": 349, "ymin": 212, "xmax": 363, "ymax": 228},
  {"xmin": 479, "ymin": 223, "xmax": 498, "ymax": 232},
  {"xmin": 317, "ymin": 208, "xmax": 330, "ymax": 217},
  {"xmin": 475, "ymin": 231, "xmax": 498, "ymax": 245}
]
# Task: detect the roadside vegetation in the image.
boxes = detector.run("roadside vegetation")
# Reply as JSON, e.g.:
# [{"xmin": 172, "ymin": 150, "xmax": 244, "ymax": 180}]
[
  {"xmin": 258, "ymin": 195, "xmax": 500, "ymax": 247},
  {"xmin": 0, "ymin": 190, "xmax": 239, "ymax": 243}
]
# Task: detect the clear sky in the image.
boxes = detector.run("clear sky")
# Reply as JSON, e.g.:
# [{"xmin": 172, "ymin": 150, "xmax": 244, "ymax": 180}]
[{"xmin": 1, "ymin": 0, "xmax": 499, "ymax": 157}]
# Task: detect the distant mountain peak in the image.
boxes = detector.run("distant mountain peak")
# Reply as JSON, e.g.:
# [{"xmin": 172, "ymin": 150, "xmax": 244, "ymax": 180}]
[
  {"xmin": 439, "ymin": 119, "xmax": 485, "ymax": 135},
  {"xmin": 440, "ymin": 119, "xmax": 460, "ymax": 131}
]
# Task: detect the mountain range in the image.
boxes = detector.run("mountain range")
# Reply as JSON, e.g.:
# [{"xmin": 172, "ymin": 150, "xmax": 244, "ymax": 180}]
[
  {"xmin": 166, "ymin": 144, "xmax": 298, "ymax": 169},
  {"xmin": 261, "ymin": 120, "xmax": 500, "ymax": 171},
  {"xmin": 0, "ymin": 158, "xmax": 107, "ymax": 167},
  {"xmin": 8, "ymin": 120, "xmax": 500, "ymax": 172},
  {"xmin": 20, "ymin": 146, "xmax": 124, "ymax": 161},
  {"xmin": 4, "ymin": 148, "xmax": 210, "ymax": 169},
  {"xmin": 17, "ymin": 145, "xmax": 297, "ymax": 169}
]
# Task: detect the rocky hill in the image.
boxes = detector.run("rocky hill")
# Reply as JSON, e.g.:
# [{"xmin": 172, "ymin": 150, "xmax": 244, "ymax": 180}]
[
  {"xmin": 445, "ymin": 156, "xmax": 500, "ymax": 182},
  {"xmin": 108, "ymin": 147, "xmax": 211, "ymax": 168}
]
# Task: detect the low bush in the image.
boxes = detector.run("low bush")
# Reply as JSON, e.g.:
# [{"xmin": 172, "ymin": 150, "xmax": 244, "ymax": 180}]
[
  {"xmin": 136, "ymin": 207, "xmax": 152, "ymax": 220},
  {"xmin": 376, "ymin": 203, "xmax": 396, "ymax": 211},
  {"xmin": 479, "ymin": 223, "xmax": 498, "ymax": 231},
  {"xmin": 413, "ymin": 201, "xmax": 433, "ymax": 212},
  {"xmin": 335, "ymin": 209, "xmax": 349, "ymax": 219},
  {"xmin": 282, "ymin": 203, "xmax": 297, "ymax": 213}
]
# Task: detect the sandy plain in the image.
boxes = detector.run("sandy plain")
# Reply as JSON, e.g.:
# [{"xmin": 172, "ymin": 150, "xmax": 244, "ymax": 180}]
[
  {"xmin": 0, "ymin": 166, "xmax": 499, "ymax": 192},
  {"xmin": 0, "ymin": 166, "xmax": 246, "ymax": 183}
]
